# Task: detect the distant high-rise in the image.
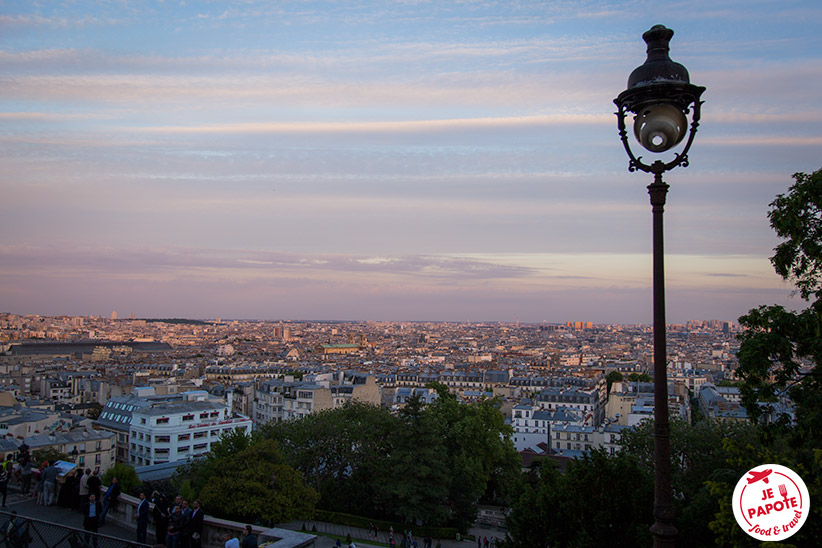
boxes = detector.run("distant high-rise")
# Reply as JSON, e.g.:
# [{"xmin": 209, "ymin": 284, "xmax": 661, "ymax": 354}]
[{"xmin": 111, "ymin": 310, "xmax": 118, "ymax": 320}]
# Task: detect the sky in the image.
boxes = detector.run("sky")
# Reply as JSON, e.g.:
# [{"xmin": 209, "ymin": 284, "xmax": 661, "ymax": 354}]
[{"xmin": 1, "ymin": 0, "xmax": 821, "ymax": 324}]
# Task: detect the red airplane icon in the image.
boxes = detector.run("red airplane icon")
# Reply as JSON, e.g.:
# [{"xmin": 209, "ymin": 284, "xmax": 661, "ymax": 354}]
[{"xmin": 747, "ymin": 469, "xmax": 773, "ymax": 484}]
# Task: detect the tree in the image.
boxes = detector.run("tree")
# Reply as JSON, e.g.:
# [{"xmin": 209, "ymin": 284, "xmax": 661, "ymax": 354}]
[
  {"xmin": 101, "ymin": 462, "xmax": 140, "ymax": 495},
  {"xmin": 606, "ymin": 371, "xmax": 623, "ymax": 393},
  {"xmin": 736, "ymin": 167, "xmax": 822, "ymax": 438},
  {"xmin": 620, "ymin": 419, "xmax": 761, "ymax": 547},
  {"xmin": 188, "ymin": 438, "xmax": 318, "ymax": 525},
  {"xmin": 32, "ymin": 447, "xmax": 68, "ymax": 465},
  {"xmin": 262, "ymin": 401, "xmax": 397, "ymax": 517},
  {"xmin": 504, "ymin": 451, "xmax": 653, "ymax": 548}
]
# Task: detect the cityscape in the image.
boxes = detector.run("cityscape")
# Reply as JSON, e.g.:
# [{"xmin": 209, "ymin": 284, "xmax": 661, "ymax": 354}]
[{"xmin": 2, "ymin": 1, "xmax": 821, "ymax": 547}]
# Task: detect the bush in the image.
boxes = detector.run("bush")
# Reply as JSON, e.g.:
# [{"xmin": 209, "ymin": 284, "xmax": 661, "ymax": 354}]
[{"xmin": 314, "ymin": 510, "xmax": 458, "ymax": 540}]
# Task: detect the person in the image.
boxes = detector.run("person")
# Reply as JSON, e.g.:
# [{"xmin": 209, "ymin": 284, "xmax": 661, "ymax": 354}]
[
  {"xmin": 4, "ymin": 511, "xmax": 28, "ymax": 548},
  {"xmin": 180, "ymin": 500, "xmax": 192, "ymax": 548},
  {"xmin": 57, "ymin": 469, "xmax": 76, "ymax": 508},
  {"xmin": 43, "ymin": 460, "xmax": 60, "ymax": 506},
  {"xmin": 166, "ymin": 504, "xmax": 184, "ymax": 548},
  {"xmin": 33, "ymin": 463, "xmax": 46, "ymax": 505},
  {"xmin": 87, "ymin": 469, "xmax": 102, "ymax": 503},
  {"xmin": 241, "ymin": 525, "xmax": 257, "ymax": 548},
  {"xmin": 83, "ymin": 493, "xmax": 102, "ymax": 548},
  {"xmin": 152, "ymin": 491, "xmax": 169, "ymax": 544},
  {"xmin": 224, "ymin": 533, "xmax": 240, "ymax": 548},
  {"xmin": 187, "ymin": 500, "xmax": 204, "ymax": 548},
  {"xmin": 0, "ymin": 465, "xmax": 9, "ymax": 508},
  {"xmin": 99, "ymin": 477, "xmax": 120, "ymax": 526},
  {"xmin": 17, "ymin": 446, "xmax": 31, "ymax": 497},
  {"xmin": 136, "ymin": 491, "xmax": 150, "ymax": 544},
  {"xmin": 78, "ymin": 468, "xmax": 91, "ymax": 513}
]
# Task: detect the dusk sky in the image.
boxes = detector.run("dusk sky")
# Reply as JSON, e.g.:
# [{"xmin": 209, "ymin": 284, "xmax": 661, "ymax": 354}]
[{"xmin": 2, "ymin": 1, "xmax": 821, "ymax": 323}]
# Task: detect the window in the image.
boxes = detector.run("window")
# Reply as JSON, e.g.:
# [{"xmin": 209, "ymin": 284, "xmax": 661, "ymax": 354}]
[
  {"xmin": 155, "ymin": 448, "xmax": 169, "ymax": 455},
  {"xmin": 210, "ymin": 412, "xmax": 219, "ymax": 418},
  {"xmin": 155, "ymin": 435, "xmax": 170, "ymax": 443},
  {"xmin": 141, "ymin": 418, "xmax": 146, "ymax": 424},
  {"xmin": 193, "ymin": 432, "xmax": 207, "ymax": 439},
  {"xmin": 193, "ymin": 443, "xmax": 207, "ymax": 450},
  {"xmin": 178, "ymin": 434, "xmax": 190, "ymax": 441},
  {"xmin": 200, "ymin": 413, "xmax": 209, "ymax": 419},
  {"xmin": 182, "ymin": 414, "xmax": 194, "ymax": 422},
  {"xmin": 156, "ymin": 418, "xmax": 169, "ymax": 425}
]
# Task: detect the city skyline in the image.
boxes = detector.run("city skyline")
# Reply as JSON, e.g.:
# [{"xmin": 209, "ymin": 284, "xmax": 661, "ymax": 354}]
[{"xmin": 2, "ymin": 1, "xmax": 821, "ymax": 323}]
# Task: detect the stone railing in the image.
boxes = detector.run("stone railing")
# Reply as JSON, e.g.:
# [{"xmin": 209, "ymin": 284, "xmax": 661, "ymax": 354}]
[{"xmin": 103, "ymin": 491, "xmax": 315, "ymax": 548}]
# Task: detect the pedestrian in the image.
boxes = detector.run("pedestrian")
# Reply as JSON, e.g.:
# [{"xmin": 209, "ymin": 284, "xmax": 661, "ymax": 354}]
[
  {"xmin": 33, "ymin": 463, "xmax": 46, "ymax": 505},
  {"xmin": 4, "ymin": 511, "xmax": 28, "ymax": 548},
  {"xmin": 187, "ymin": 500, "xmax": 204, "ymax": 548},
  {"xmin": 57, "ymin": 469, "xmax": 76, "ymax": 508},
  {"xmin": 152, "ymin": 491, "xmax": 169, "ymax": 543},
  {"xmin": 180, "ymin": 500, "xmax": 192, "ymax": 548},
  {"xmin": 17, "ymin": 446, "xmax": 31, "ymax": 497},
  {"xmin": 83, "ymin": 493, "xmax": 102, "ymax": 548},
  {"xmin": 167, "ymin": 505, "xmax": 184, "ymax": 548},
  {"xmin": 0, "ymin": 465, "xmax": 9, "ymax": 508},
  {"xmin": 241, "ymin": 525, "xmax": 257, "ymax": 548},
  {"xmin": 87, "ymin": 469, "xmax": 102, "ymax": 502},
  {"xmin": 223, "ymin": 533, "xmax": 240, "ymax": 548},
  {"xmin": 78, "ymin": 468, "xmax": 91, "ymax": 512},
  {"xmin": 135, "ymin": 492, "xmax": 150, "ymax": 544},
  {"xmin": 99, "ymin": 477, "xmax": 120, "ymax": 526},
  {"xmin": 42, "ymin": 461, "xmax": 59, "ymax": 506}
]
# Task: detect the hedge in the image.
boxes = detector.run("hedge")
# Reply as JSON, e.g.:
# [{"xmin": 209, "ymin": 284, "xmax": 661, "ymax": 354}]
[{"xmin": 313, "ymin": 510, "xmax": 460, "ymax": 540}]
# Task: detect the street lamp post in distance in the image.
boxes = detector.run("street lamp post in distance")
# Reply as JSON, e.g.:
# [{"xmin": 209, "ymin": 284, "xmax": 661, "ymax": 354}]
[{"xmin": 613, "ymin": 25, "xmax": 705, "ymax": 548}]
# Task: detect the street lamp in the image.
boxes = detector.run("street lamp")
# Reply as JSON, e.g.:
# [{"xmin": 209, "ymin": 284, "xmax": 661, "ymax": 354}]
[{"xmin": 614, "ymin": 25, "xmax": 705, "ymax": 548}]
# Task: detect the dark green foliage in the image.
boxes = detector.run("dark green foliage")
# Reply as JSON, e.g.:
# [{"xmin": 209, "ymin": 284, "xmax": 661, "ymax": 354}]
[
  {"xmin": 736, "ymin": 168, "xmax": 822, "ymax": 439},
  {"xmin": 620, "ymin": 419, "xmax": 761, "ymax": 547},
  {"xmin": 173, "ymin": 431, "xmax": 318, "ymax": 525},
  {"xmin": 32, "ymin": 447, "xmax": 68, "ymax": 465},
  {"xmin": 263, "ymin": 396, "xmax": 518, "ymax": 532},
  {"xmin": 505, "ymin": 451, "xmax": 653, "ymax": 548},
  {"xmin": 605, "ymin": 371, "xmax": 623, "ymax": 393},
  {"xmin": 101, "ymin": 462, "xmax": 140, "ymax": 494}
]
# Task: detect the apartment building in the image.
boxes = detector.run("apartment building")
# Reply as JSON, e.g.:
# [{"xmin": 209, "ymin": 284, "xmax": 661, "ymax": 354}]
[
  {"xmin": 94, "ymin": 389, "xmax": 248, "ymax": 464},
  {"xmin": 129, "ymin": 400, "xmax": 252, "ymax": 466},
  {"xmin": 253, "ymin": 375, "xmax": 381, "ymax": 426}
]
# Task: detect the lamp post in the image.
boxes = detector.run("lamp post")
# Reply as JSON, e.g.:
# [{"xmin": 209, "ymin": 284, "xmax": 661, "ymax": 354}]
[{"xmin": 614, "ymin": 25, "xmax": 705, "ymax": 548}]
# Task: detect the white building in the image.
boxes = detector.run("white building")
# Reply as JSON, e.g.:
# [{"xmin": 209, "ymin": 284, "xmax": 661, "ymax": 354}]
[
  {"xmin": 94, "ymin": 389, "xmax": 250, "ymax": 465},
  {"xmin": 511, "ymin": 402, "xmax": 552, "ymax": 452},
  {"xmin": 129, "ymin": 400, "xmax": 251, "ymax": 466},
  {"xmin": 551, "ymin": 422, "xmax": 627, "ymax": 457}
]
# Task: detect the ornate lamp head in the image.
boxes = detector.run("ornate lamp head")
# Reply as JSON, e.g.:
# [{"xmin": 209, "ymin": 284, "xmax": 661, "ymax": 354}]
[{"xmin": 615, "ymin": 25, "xmax": 705, "ymax": 173}]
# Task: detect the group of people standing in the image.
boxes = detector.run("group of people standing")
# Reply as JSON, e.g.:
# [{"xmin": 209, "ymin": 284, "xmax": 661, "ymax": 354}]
[{"xmin": 135, "ymin": 491, "xmax": 204, "ymax": 548}]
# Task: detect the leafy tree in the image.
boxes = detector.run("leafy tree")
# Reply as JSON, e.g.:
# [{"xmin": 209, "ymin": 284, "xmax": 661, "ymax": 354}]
[
  {"xmin": 627, "ymin": 372, "xmax": 651, "ymax": 382},
  {"xmin": 605, "ymin": 371, "xmax": 623, "ymax": 393},
  {"xmin": 192, "ymin": 438, "xmax": 318, "ymax": 525},
  {"xmin": 101, "ymin": 462, "xmax": 140, "ymax": 494},
  {"xmin": 425, "ymin": 387, "xmax": 520, "ymax": 531},
  {"xmin": 505, "ymin": 451, "xmax": 653, "ymax": 548},
  {"xmin": 87, "ymin": 404, "xmax": 103, "ymax": 420},
  {"xmin": 32, "ymin": 447, "xmax": 68, "ymax": 465},
  {"xmin": 736, "ymin": 167, "xmax": 822, "ymax": 439},
  {"xmin": 263, "ymin": 401, "xmax": 396, "ymax": 517},
  {"xmin": 381, "ymin": 394, "xmax": 450, "ymax": 526},
  {"xmin": 620, "ymin": 419, "xmax": 761, "ymax": 547}
]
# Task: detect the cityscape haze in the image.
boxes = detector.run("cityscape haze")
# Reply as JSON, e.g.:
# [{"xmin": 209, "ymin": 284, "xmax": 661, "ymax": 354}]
[{"xmin": 2, "ymin": 1, "xmax": 821, "ymax": 323}]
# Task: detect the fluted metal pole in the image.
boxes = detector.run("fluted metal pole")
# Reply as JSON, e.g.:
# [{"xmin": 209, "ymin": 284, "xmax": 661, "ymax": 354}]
[{"xmin": 648, "ymin": 171, "xmax": 677, "ymax": 547}]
